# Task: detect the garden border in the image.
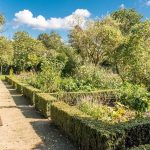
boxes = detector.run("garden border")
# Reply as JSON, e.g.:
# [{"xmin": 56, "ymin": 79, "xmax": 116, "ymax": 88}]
[
  {"xmin": 51, "ymin": 101, "xmax": 150, "ymax": 150},
  {"xmin": 5, "ymin": 76, "xmax": 56, "ymax": 118}
]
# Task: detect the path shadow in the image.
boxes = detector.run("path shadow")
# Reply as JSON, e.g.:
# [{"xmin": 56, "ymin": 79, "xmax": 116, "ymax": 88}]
[
  {"xmin": 3, "ymin": 81, "xmax": 77, "ymax": 150},
  {"xmin": 31, "ymin": 121, "xmax": 77, "ymax": 150}
]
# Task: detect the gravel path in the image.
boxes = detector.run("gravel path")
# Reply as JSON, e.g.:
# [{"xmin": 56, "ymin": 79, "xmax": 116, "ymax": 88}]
[{"xmin": 0, "ymin": 80, "xmax": 77, "ymax": 150}]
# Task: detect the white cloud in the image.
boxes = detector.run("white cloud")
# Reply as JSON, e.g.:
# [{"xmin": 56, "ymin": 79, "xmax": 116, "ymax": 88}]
[
  {"xmin": 146, "ymin": 1, "xmax": 150, "ymax": 6},
  {"xmin": 120, "ymin": 4, "xmax": 125, "ymax": 9},
  {"xmin": 13, "ymin": 9, "xmax": 91, "ymax": 30}
]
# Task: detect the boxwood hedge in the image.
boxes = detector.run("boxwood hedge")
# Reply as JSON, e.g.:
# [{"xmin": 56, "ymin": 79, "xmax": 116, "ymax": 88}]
[
  {"xmin": 23, "ymin": 85, "xmax": 41, "ymax": 105},
  {"xmin": 51, "ymin": 101, "xmax": 150, "ymax": 150},
  {"xmin": 5, "ymin": 76, "xmax": 41, "ymax": 105},
  {"xmin": 128, "ymin": 144, "xmax": 150, "ymax": 150},
  {"xmin": 50, "ymin": 89, "xmax": 119, "ymax": 106},
  {"xmin": 35, "ymin": 93, "xmax": 57, "ymax": 118},
  {"xmin": 5, "ymin": 76, "xmax": 27, "ymax": 93},
  {"xmin": 5, "ymin": 76, "xmax": 57, "ymax": 118}
]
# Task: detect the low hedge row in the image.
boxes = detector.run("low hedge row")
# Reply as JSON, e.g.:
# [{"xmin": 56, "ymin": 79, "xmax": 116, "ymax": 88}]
[
  {"xmin": 5, "ymin": 76, "xmax": 26, "ymax": 93},
  {"xmin": 6, "ymin": 76, "xmax": 150, "ymax": 149},
  {"xmin": 50, "ymin": 89, "xmax": 119, "ymax": 106},
  {"xmin": 6, "ymin": 76, "xmax": 40, "ymax": 105},
  {"xmin": 128, "ymin": 144, "xmax": 150, "ymax": 150},
  {"xmin": 5, "ymin": 75, "xmax": 15, "ymax": 86},
  {"xmin": 5, "ymin": 76, "xmax": 56, "ymax": 118},
  {"xmin": 51, "ymin": 101, "xmax": 150, "ymax": 150},
  {"xmin": 35, "ymin": 93, "xmax": 57, "ymax": 118},
  {"xmin": 23, "ymin": 85, "xmax": 41, "ymax": 105}
]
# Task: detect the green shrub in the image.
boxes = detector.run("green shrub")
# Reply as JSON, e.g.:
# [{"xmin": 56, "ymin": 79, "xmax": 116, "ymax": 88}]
[
  {"xmin": 119, "ymin": 82, "xmax": 149, "ymax": 115},
  {"xmin": 75, "ymin": 64, "xmax": 122, "ymax": 90},
  {"xmin": 23, "ymin": 85, "xmax": 41, "ymax": 105},
  {"xmin": 51, "ymin": 101, "xmax": 150, "ymax": 150},
  {"xmin": 5, "ymin": 75, "xmax": 28, "ymax": 93},
  {"xmin": 15, "ymin": 81, "xmax": 27, "ymax": 93},
  {"xmin": 128, "ymin": 144, "xmax": 150, "ymax": 150},
  {"xmin": 0, "ymin": 75, "xmax": 5, "ymax": 80},
  {"xmin": 60, "ymin": 77, "xmax": 79, "ymax": 92},
  {"xmin": 50, "ymin": 89, "xmax": 118, "ymax": 106},
  {"xmin": 35, "ymin": 93, "xmax": 57, "ymax": 118},
  {"xmin": 23, "ymin": 62, "xmax": 122, "ymax": 93},
  {"xmin": 27, "ymin": 59, "xmax": 62, "ymax": 93}
]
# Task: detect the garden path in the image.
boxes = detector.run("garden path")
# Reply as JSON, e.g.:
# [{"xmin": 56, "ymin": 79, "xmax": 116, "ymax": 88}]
[{"xmin": 0, "ymin": 80, "xmax": 77, "ymax": 150}]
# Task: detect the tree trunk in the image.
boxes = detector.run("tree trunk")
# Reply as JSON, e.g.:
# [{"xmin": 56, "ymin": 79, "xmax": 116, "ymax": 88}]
[{"xmin": 0, "ymin": 65, "xmax": 3, "ymax": 75}]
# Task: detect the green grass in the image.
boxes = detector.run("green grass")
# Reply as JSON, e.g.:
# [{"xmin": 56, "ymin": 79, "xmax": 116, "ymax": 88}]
[{"xmin": 0, "ymin": 75, "xmax": 5, "ymax": 80}]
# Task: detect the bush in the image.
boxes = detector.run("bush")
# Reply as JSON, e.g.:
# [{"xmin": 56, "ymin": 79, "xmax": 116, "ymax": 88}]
[
  {"xmin": 0, "ymin": 75, "xmax": 5, "ymax": 80},
  {"xmin": 27, "ymin": 59, "xmax": 62, "ymax": 93},
  {"xmin": 50, "ymin": 89, "xmax": 118, "ymax": 106},
  {"xmin": 23, "ymin": 85, "xmax": 41, "ymax": 105},
  {"xmin": 51, "ymin": 101, "xmax": 150, "ymax": 150},
  {"xmin": 75, "ymin": 64, "xmax": 122, "ymax": 90},
  {"xmin": 128, "ymin": 144, "xmax": 150, "ymax": 150},
  {"xmin": 60, "ymin": 77, "xmax": 79, "ymax": 92},
  {"xmin": 119, "ymin": 82, "xmax": 149, "ymax": 115},
  {"xmin": 35, "ymin": 93, "xmax": 57, "ymax": 118}
]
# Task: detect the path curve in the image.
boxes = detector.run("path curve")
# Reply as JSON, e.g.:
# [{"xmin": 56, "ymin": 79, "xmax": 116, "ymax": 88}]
[{"xmin": 0, "ymin": 80, "xmax": 77, "ymax": 150}]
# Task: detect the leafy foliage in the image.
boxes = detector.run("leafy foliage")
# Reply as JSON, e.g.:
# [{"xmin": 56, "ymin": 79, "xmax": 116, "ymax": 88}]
[
  {"xmin": 111, "ymin": 9, "xmax": 142, "ymax": 34},
  {"xmin": 78, "ymin": 101, "xmax": 134, "ymax": 123},
  {"xmin": 69, "ymin": 16, "xmax": 123, "ymax": 66},
  {"xmin": 13, "ymin": 31, "xmax": 47, "ymax": 72},
  {"xmin": 27, "ymin": 59, "xmax": 63, "ymax": 92},
  {"xmin": 0, "ymin": 37, "xmax": 13, "ymax": 74},
  {"xmin": 119, "ymin": 82, "xmax": 149, "ymax": 114},
  {"xmin": 0, "ymin": 14, "xmax": 5, "ymax": 25}
]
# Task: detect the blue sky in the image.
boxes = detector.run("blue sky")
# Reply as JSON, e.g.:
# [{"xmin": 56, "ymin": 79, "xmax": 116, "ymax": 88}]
[{"xmin": 0, "ymin": 0, "xmax": 150, "ymax": 41}]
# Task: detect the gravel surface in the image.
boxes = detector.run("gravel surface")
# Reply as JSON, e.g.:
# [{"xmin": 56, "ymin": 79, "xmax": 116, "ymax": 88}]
[{"xmin": 0, "ymin": 80, "xmax": 77, "ymax": 150}]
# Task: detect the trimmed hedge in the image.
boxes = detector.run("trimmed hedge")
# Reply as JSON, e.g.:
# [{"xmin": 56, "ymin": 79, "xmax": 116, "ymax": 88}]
[
  {"xmin": 5, "ymin": 76, "xmax": 58, "ymax": 118},
  {"xmin": 50, "ymin": 90, "xmax": 119, "ymax": 106},
  {"xmin": 51, "ymin": 101, "xmax": 150, "ymax": 150},
  {"xmin": 23, "ymin": 85, "xmax": 41, "ymax": 105},
  {"xmin": 15, "ymin": 81, "xmax": 27, "ymax": 94},
  {"xmin": 5, "ymin": 75, "xmax": 14, "ymax": 85},
  {"xmin": 35, "ymin": 93, "xmax": 57, "ymax": 118},
  {"xmin": 5, "ymin": 76, "xmax": 27, "ymax": 93},
  {"xmin": 5, "ymin": 76, "xmax": 41, "ymax": 105},
  {"xmin": 0, "ymin": 75, "xmax": 5, "ymax": 80},
  {"xmin": 128, "ymin": 144, "xmax": 150, "ymax": 150}
]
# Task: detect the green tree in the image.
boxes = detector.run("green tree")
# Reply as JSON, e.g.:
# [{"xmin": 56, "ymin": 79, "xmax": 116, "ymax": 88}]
[
  {"xmin": 124, "ymin": 21, "xmax": 150, "ymax": 85},
  {"xmin": 110, "ymin": 21, "xmax": 150, "ymax": 86},
  {"xmin": 13, "ymin": 31, "xmax": 47, "ymax": 72},
  {"xmin": 0, "ymin": 14, "xmax": 5, "ymax": 32},
  {"xmin": 69, "ymin": 25, "xmax": 83, "ymax": 53},
  {"xmin": 38, "ymin": 31, "xmax": 63, "ymax": 50},
  {"xmin": 69, "ymin": 16, "xmax": 123, "ymax": 66},
  {"xmin": 111, "ymin": 9, "xmax": 142, "ymax": 34},
  {"xmin": 0, "ymin": 36, "xmax": 14, "ymax": 74}
]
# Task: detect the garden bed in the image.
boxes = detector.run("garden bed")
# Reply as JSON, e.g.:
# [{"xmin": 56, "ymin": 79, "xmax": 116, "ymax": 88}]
[
  {"xmin": 50, "ymin": 90, "xmax": 119, "ymax": 106},
  {"xmin": 51, "ymin": 101, "xmax": 150, "ymax": 150}
]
